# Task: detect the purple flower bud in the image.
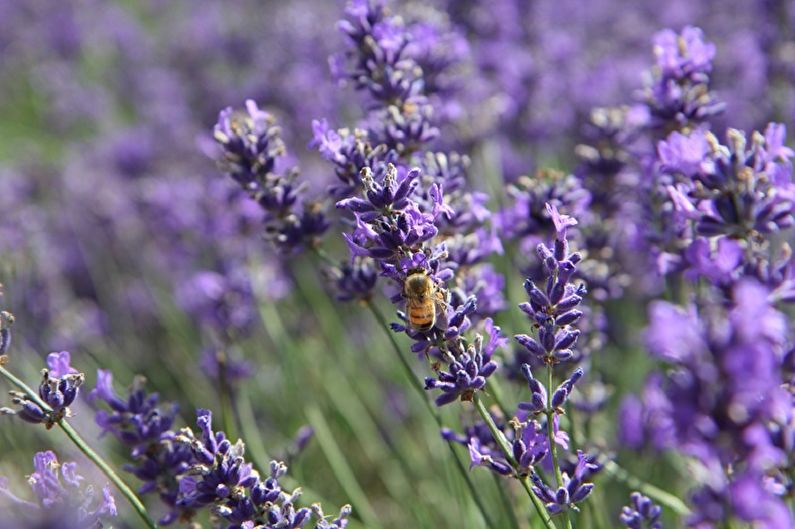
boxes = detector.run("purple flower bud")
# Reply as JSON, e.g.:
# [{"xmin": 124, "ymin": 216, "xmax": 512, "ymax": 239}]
[{"xmin": 555, "ymin": 310, "xmax": 583, "ymax": 326}]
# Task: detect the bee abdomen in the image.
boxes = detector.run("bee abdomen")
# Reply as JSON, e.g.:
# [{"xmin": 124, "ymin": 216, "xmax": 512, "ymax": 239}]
[{"xmin": 409, "ymin": 303, "xmax": 436, "ymax": 330}]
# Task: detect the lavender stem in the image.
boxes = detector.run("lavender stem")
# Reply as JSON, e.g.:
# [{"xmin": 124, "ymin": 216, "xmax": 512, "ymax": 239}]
[
  {"xmin": 366, "ymin": 301, "xmax": 501, "ymax": 529},
  {"xmin": 473, "ymin": 393, "xmax": 559, "ymax": 529},
  {"xmin": 0, "ymin": 365, "xmax": 159, "ymax": 529}
]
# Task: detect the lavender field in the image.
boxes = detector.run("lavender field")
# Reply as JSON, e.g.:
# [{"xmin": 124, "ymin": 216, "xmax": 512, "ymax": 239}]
[{"xmin": 1, "ymin": 1, "xmax": 794, "ymax": 528}]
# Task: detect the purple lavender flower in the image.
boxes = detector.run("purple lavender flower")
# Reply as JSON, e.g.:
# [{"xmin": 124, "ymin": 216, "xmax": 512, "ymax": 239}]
[
  {"xmin": 620, "ymin": 492, "xmax": 662, "ymax": 529},
  {"xmin": 214, "ymin": 100, "xmax": 329, "ymax": 253},
  {"xmin": 444, "ymin": 411, "xmax": 548, "ymax": 477},
  {"xmin": 497, "ymin": 170, "xmax": 591, "ymax": 251},
  {"xmin": 334, "ymin": 0, "xmax": 440, "ymax": 154},
  {"xmin": 175, "ymin": 409, "xmax": 259, "ymax": 511},
  {"xmin": 659, "ymin": 124, "xmax": 795, "ymax": 241},
  {"xmin": 514, "ymin": 205, "xmax": 586, "ymax": 366},
  {"xmin": 643, "ymin": 26, "xmax": 724, "ymax": 133},
  {"xmin": 2, "ymin": 352, "xmax": 84, "ymax": 428},
  {"xmin": 423, "ymin": 333, "xmax": 498, "ymax": 406},
  {"xmin": 617, "ymin": 374, "xmax": 675, "ymax": 452},
  {"xmin": 89, "ymin": 370, "xmax": 193, "ymax": 525},
  {"xmin": 529, "ymin": 451, "xmax": 597, "ymax": 515},
  {"xmin": 176, "ymin": 269, "xmax": 257, "ymax": 338},
  {"xmin": 0, "ymin": 451, "xmax": 117, "ymax": 528},
  {"xmin": 175, "ymin": 409, "xmax": 350, "ymax": 529},
  {"xmin": 200, "ymin": 347, "xmax": 254, "ymax": 386},
  {"xmin": 324, "ymin": 257, "xmax": 379, "ymax": 302},
  {"xmin": 310, "ymin": 120, "xmax": 398, "ymax": 199},
  {"xmin": 643, "ymin": 280, "xmax": 792, "ymax": 527}
]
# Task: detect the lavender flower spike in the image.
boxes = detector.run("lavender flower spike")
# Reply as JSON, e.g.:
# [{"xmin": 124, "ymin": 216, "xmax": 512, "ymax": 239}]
[
  {"xmin": 2, "ymin": 352, "xmax": 84, "ymax": 428},
  {"xmin": 214, "ymin": 100, "xmax": 329, "ymax": 252},
  {"xmin": 514, "ymin": 204, "xmax": 586, "ymax": 366},
  {"xmin": 620, "ymin": 492, "xmax": 663, "ymax": 529},
  {"xmin": 424, "ymin": 334, "xmax": 498, "ymax": 406},
  {"xmin": 529, "ymin": 451, "xmax": 597, "ymax": 515}
]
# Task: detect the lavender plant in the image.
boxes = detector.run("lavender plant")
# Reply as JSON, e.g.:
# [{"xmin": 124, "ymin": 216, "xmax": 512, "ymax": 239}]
[
  {"xmin": 0, "ymin": 451, "xmax": 117, "ymax": 528},
  {"xmin": 4, "ymin": 0, "xmax": 795, "ymax": 528}
]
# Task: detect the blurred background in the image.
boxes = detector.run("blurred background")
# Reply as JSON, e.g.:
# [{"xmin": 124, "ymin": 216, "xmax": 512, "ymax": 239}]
[{"xmin": 0, "ymin": 0, "xmax": 793, "ymax": 527}]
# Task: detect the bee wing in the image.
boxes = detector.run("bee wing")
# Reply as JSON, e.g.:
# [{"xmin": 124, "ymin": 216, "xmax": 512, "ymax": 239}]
[{"xmin": 434, "ymin": 291, "xmax": 449, "ymax": 331}]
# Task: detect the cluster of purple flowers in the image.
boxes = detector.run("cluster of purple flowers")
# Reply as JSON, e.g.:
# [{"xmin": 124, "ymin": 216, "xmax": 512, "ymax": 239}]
[
  {"xmin": 89, "ymin": 371, "xmax": 351, "ymax": 528},
  {"xmin": 642, "ymin": 26, "xmax": 725, "ymax": 134},
  {"xmin": 443, "ymin": 412, "xmax": 548, "ymax": 477},
  {"xmin": 4, "ymin": 0, "xmax": 795, "ymax": 527},
  {"xmin": 512, "ymin": 206, "xmax": 599, "ymax": 515},
  {"xmin": 88, "ymin": 369, "xmax": 192, "ymax": 525},
  {"xmin": 214, "ymin": 100, "xmax": 330, "ymax": 254},
  {"xmin": 1, "ymin": 351, "xmax": 84, "ymax": 429},
  {"xmin": 639, "ymin": 282, "xmax": 793, "ymax": 528},
  {"xmin": 659, "ymin": 123, "xmax": 795, "ymax": 290},
  {"xmin": 621, "ymin": 492, "xmax": 663, "ymax": 529},
  {"xmin": 316, "ymin": 0, "xmax": 507, "ymax": 410},
  {"xmin": 175, "ymin": 410, "xmax": 350, "ymax": 529},
  {"xmin": 0, "ymin": 451, "xmax": 117, "ymax": 528}
]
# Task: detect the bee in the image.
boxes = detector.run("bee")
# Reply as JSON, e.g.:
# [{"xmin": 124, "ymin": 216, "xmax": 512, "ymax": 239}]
[{"xmin": 403, "ymin": 270, "xmax": 447, "ymax": 332}]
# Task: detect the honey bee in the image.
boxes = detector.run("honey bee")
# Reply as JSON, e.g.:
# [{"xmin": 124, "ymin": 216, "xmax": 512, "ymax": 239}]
[{"xmin": 403, "ymin": 270, "xmax": 447, "ymax": 332}]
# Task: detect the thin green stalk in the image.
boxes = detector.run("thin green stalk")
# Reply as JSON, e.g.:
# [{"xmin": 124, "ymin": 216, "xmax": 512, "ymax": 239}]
[
  {"xmin": 492, "ymin": 473, "xmax": 522, "ymax": 529},
  {"xmin": 473, "ymin": 393, "xmax": 558, "ymax": 529},
  {"xmin": 0, "ymin": 365, "xmax": 159, "ymax": 529},
  {"xmin": 603, "ymin": 460, "xmax": 691, "ymax": 516},
  {"xmin": 366, "ymin": 301, "xmax": 499, "ymax": 529},
  {"xmin": 216, "ymin": 348, "xmax": 238, "ymax": 440},
  {"xmin": 486, "ymin": 377, "xmax": 512, "ymax": 421},
  {"xmin": 305, "ymin": 404, "xmax": 381, "ymax": 529},
  {"xmin": 545, "ymin": 364, "xmax": 573, "ymax": 529},
  {"xmin": 289, "ymin": 273, "xmax": 431, "ymax": 511}
]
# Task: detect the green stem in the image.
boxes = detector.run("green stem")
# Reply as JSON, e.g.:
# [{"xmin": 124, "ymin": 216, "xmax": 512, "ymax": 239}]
[
  {"xmin": 473, "ymin": 394, "xmax": 558, "ymax": 529},
  {"xmin": 486, "ymin": 377, "xmax": 512, "ymax": 421},
  {"xmin": 0, "ymin": 365, "xmax": 159, "ymax": 529},
  {"xmin": 492, "ymin": 473, "xmax": 522, "ymax": 529},
  {"xmin": 306, "ymin": 404, "xmax": 381, "ymax": 529},
  {"xmin": 216, "ymin": 348, "xmax": 238, "ymax": 441},
  {"xmin": 366, "ymin": 301, "xmax": 500, "ymax": 529},
  {"xmin": 603, "ymin": 460, "xmax": 691, "ymax": 516},
  {"xmin": 545, "ymin": 364, "xmax": 573, "ymax": 529}
]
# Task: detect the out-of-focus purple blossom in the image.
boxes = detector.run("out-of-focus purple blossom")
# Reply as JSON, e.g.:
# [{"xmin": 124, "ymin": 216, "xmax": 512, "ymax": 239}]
[
  {"xmin": 2, "ymin": 352, "xmax": 84, "ymax": 428},
  {"xmin": 497, "ymin": 171, "xmax": 591, "ymax": 251},
  {"xmin": 325, "ymin": 258, "xmax": 379, "ymax": 302},
  {"xmin": 0, "ymin": 451, "xmax": 117, "ymax": 528},
  {"xmin": 279, "ymin": 426, "xmax": 315, "ymax": 466},
  {"xmin": 641, "ymin": 280, "xmax": 792, "ymax": 527},
  {"xmin": 200, "ymin": 347, "xmax": 254, "ymax": 386},
  {"xmin": 176, "ymin": 269, "xmax": 257, "ymax": 338},
  {"xmin": 643, "ymin": 26, "xmax": 724, "ymax": 133},
  {"xmin": 334, "ymin": 0, "xmax": 446, "ymax": 154},
  {"xmin": 617, "ymin": 374, "xmax": 674, "ymax": 452},
  {"xmin": 659, "ymin": 124, "xmax": 795, "ymax": 240},
  {"xmin": 620, "ymin": 492, "xmax": 662, "ymax": 529},
  {"xmin": 0, "ymin": 310, "xmax": 14, "ymax": 359}
]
